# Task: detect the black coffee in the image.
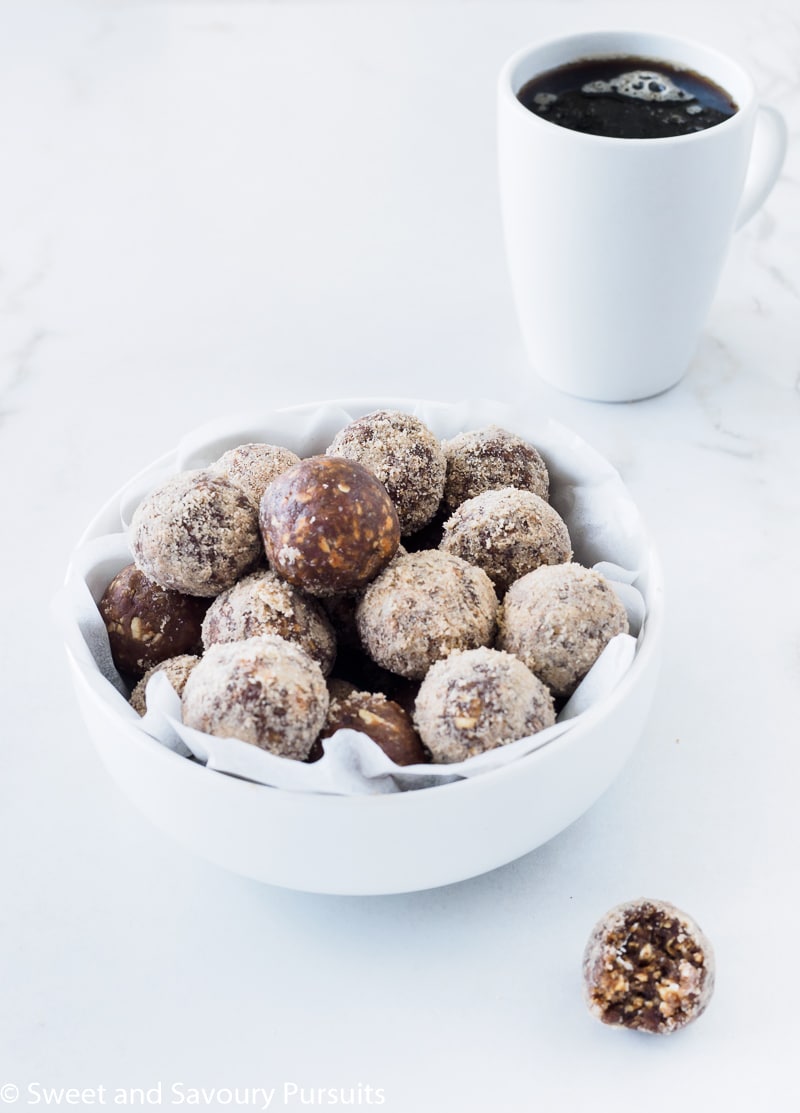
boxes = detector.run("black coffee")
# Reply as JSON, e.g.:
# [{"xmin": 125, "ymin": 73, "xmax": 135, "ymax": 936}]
[{"xmin": 518, "ymin": 55, "xmax": 738, "ymax": 139}]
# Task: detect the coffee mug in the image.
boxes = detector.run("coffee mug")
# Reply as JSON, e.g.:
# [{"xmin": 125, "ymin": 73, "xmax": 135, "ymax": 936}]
[{"xmin": 498, "ymin": 31, "xmax": 787, "ymax": 401}]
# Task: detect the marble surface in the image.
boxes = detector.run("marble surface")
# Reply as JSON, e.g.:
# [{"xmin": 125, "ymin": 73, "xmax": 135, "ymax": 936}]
[{"xmin": 1, "ymin": 1, "xmax": 799, "ymax": 1109}]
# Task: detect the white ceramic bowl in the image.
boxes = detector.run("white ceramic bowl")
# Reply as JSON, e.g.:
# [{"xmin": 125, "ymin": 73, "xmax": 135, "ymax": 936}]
[{"xmin": 59, "ymin": 398, "xmax": 664, "ymax": 894}]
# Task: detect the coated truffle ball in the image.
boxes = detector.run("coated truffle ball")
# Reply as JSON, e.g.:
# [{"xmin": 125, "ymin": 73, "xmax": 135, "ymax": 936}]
[
  {"xmin": 413, "ymin": 646, "xmax": 556, "ymax": 762},
  {"xmin": 99, "ymin": 563, "xmax": 208, "ymax": 678},
  {"xmin": 439, "ymin": 487, "xmax": 572, "ymax": 595},
  {"xmin": 201, "ymin": 569, "xmax": 337, "ymax": 676},
  {"xmin": 260, "ymin": 456, "xmax": 400, "ymax": 596},
  {"xmin": 356, "ymin": 550, "xmax": 498, "ymax": 681},
  {"xmin": 320, "ymin": 690, "xmax": 430, "ymax": 766},
  {"xmin": 583, "ymin": 899, "xmax": 715, "ymax": 1034},
  {"xmin": 181, "ymin": 635, "xmax": 328, "ymax": 759},
  {"xmin": 442, "ymin": 425, "xmax": 550, "ymax": 510},
  {"xmin": 129, "ymin": 654, "xmax": 200, "ymax": 716},
  {"xmin": 130, "ymin": 470, "xmax": 262, "ymax": 597},
  {"xmin": 326, "ymin": 410, "xmax": 446, "ymax": 535},
  {"xmin": 209, "ymin": 442, "xmax": 301, "ymax": 510},
  {"xmin": 497, "ymin": 563, "xmax": 629, "ymax": 699}
]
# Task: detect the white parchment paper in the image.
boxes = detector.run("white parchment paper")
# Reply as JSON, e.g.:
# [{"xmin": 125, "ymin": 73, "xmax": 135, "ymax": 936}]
[{"xmin": 56, "ymin": 398, "xmax": 652, "ymax": 796}]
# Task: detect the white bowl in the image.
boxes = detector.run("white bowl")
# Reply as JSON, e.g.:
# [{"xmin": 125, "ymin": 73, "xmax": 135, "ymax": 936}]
[{"xmin": 59, "ymin": 398, "xmax": 664, "ymax": 895}]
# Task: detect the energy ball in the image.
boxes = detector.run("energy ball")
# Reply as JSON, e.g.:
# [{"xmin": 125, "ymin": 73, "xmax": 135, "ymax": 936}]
[
  {"xmin": 129, "ymin": 654, "xmax": 200, "ymax": 716},
  {"xmin": 583, "ymin": 899, "xmax": 715, "ymax": 1034},
  {"xmin": 414, "ymin": 646, "xmax": 555, "ymax": 762},
  {"xmin": 326, "ymin": 409, "xmax": 446, "ymax": 535},
  {"xmin": 181, "ymin": 634, "xmax": 328, "ymax": 760},
  {"xmin": 320, "ymin": 690, "xmax": 431, "ymax": 766},
  {"xmin": 201, "ymin": 569, "xmax": 337, "ymax": 676},
  {"xmin": 130, "ymin": 469, "xmax": 262, "ymax": 597},
  {"xmin": 442, "ymin": 425, "xmax": 550, "ymax": 510},
  {"xmin": 209, "ymin": 442, "xmax": 301, "ymax": 510},
  {"xmin": 498, "ymin": 563, "xmax": 629, "ymax": 699},
  {"xmin": 439, "ymin": 486, "xmax": 572, "ymax": 595},
  {"xmin": 99, "ymin": 563, "xmax": 208, "ymax": 678},
  {"xmin": 260, "ymin": 456, "xmax": 400, "ymax": 597},
  {"xmin": 356, "ymin": 550, "xmax": 498, "ymax": 680}
]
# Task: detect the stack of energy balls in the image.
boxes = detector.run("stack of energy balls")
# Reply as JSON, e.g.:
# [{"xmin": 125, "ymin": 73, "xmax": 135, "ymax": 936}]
[{"xmin": 98, "ymin": 410, "xmax": 629, "ymax": 770}]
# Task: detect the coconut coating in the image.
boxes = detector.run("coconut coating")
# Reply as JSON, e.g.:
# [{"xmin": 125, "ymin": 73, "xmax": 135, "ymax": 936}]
[
  {"xmin": 130, "ymin": 470, "xmax": 262, "ymax": 597},
  {"xmin": 413, "ymin": 646, "xmax": 555, "ymax": 762},
  {"xmin": 583, "ymin": 899, "xmax": 715, "ymax": 1034},
  {"xmin": 326, "ymin": 410, "xmax": 446, "ymax": 535},
  {"xmin": 209, "ymin": 442, "xmax": 301, "ymax": 510},
  {"xmin": 181, "ymin": 635, "xmax": 328, "ymax": 759},
  {"xmin": 356, "ymin": 550, "xmax": 498, "ymax": 681},
  {"xmin": 201, "ymin": 569, "xmax": 336, "ymax": 676},
  {"xmin": 129, "ymin": 654, "xmax": 200, "ymax": 716},
  {"xmin": 320, "ymin": 690, "xmax": 431, "ymax": 766},
  {"xmin": 260, "ymin": 456, "xmax": 400, "ymax": 597},
  {"xmin": 442, "ymin": 425, "xmax": 550, "ymax": 510},
  {"xmin": 498, "ymin": 563, "xmax": 629, "ymax": 699},
  {"xmin": 439, "ymin": 487, "xmax": 572, "ymax": 595},
  {"xmin": 99, "ymin": 563, "xmax": 208, "ymax": 678}
]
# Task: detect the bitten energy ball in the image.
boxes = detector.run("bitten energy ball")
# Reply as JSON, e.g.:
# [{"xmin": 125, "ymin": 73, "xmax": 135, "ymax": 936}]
[
  {"xmin": 440, "ymin": 487, "xmax": 572, "ymax": 595},
  {"xmin": 320, "ymin": 690, "xmax": 431, "ymax": 766},
  {"xmin": 201, "ymin": 569, "xmax": 337, "ymax": 676},
  {"xmin": 583, "ymin": 899, "xmax": 715, "ymax": 1034},
  {"xmin": 99, "ymin": 563, "xmax": 208, "ymax": 678},
  {"xmin": 498, "ymin": 563, "xmax": 629, "ymax": 699},
  {"xmin": 442, "ymin": 425, "xmax": 550, "ymax": 510},
  {"xmin": 181, "ymin": 635, "xmax": 328, "ymax": 759},
  {"xmin": 209, "ymin": 442, "xmax": 301, "ymax": 510},
  {"xmin": 130, "ymin": 470, "xmax": 262, "ymax": 597},
  {"xmin": 356, "ymin": 550, "xmax": 498, "ymax": 680},
  {"xmin": 414, "ymin": 646, "xmax": 555, "ymax": 762},
  {"xmin": 129, "ymin": 654, "xmax": 200, "ymax": 716},
  {"xmin": 326, "ymin": 410, "xmax": 446, "ymax": 535},
  {"xmin": 260, "ymin": 456, "xmax": 400, "ymax": 596}
]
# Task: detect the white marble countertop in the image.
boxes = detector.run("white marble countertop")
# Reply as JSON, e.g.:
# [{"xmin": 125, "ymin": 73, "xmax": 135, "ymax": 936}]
[{"xmin": 2, "ymin": 1, "xmax": 799, "ymax": 1109}]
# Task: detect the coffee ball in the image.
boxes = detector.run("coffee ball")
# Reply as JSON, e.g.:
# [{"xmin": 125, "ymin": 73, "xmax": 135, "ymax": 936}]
[
  {"xmin": 260, "ymin": 456, "xmax": 400, "ymax": 597},
  {"xmin": 326, "ymin": 409, "xmax": 446, "ymax": 534},
  {"xmin": 442, "ymin": 425, "xmax": 550, "ymax": 510},
  {"xmin": 439, "ymin": 486, "xmax": 572, "ymax": 594},
  {"xmin": 320, "ymin": 690, "xmax": 430, "ymax": 766},
  {"xmin": 413, "ymin": 646, "xmax": 555, "ymax": 762},
  {"xmin": 130, "ymin": 470, "xmax": 262, "ymax": 597},
  {"xmin": 583, "ymin": 899, "xmax": 715, "ymax": 1034},
  {"xmin": 497, "ymin": 563, "xmax": 629, "ymax": 699},
  {"xmin": 356, "ymin": 550, "xmax": 498, "ymax": 681},
  {"xmin": 129, "ymin": 654, "xmax": 200, "ymax": 716},
  {"xmin": 181, "ymin": 635, "xmax": 328, "ymax": 760},
  {"xmin": 99, "ymin": 563, "xmax": 207, "ymax": 678},
  {"xmin": 201, "ymin": 569, "xmax": 336, "ymax": 676},
  {"xmin": 209, "ymin": 442, "xmax": 301, "ymax": 510}
]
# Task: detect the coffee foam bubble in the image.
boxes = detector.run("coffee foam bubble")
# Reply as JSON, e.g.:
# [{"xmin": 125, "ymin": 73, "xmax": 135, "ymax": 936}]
[{"xmin": 582, "ymin": 70, "xmax": 694, "ymax": 103}]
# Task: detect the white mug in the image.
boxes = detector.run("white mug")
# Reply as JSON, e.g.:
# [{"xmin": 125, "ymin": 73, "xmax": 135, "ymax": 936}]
[{"xmin": 497, "ymin": 31, "xmax": 787, "ymax": 402}]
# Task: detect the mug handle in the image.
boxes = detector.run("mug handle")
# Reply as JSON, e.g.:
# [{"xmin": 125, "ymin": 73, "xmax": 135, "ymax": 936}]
[{"xmin": 736, "ymin": 104, "xmax": 788, "ymax": 230}]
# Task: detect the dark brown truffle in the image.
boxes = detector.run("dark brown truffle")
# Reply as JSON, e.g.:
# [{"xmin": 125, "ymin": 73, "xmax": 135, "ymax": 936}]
[
  {"xmin": 320, "ymin": 690, "xmax": 430, "ymax": 766},
  {"xmin": 439, "ymin": 486, "xmax": 572, "ymax": 594},
  {"xmin": 442, "ymin": 425, "xmax": 550, "ymax": 510},
  {"xmin": 130, "ymin": 470, "xmax": 262, "ymax": 597},
  {"xmin": 99, "ymin": 563, "xmax": 207, "ymax": 679},
  {"xmin": 259, "ymin": 456, "xmax": 400, "ymax": 596},
  {"xmin": 326, "ymin": 410, "xmax": 446, "ymax": 534},
  {"xmin": 201, "ymin": 569, "xmax": 337, "ymax": 676},
  {"xmin": 583, "ymin": 899, "xmax": 715, "ymax": 1034},
  {"xmin": 497, "ymin": 563, "xmax": 629, "ymax": 699}
]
